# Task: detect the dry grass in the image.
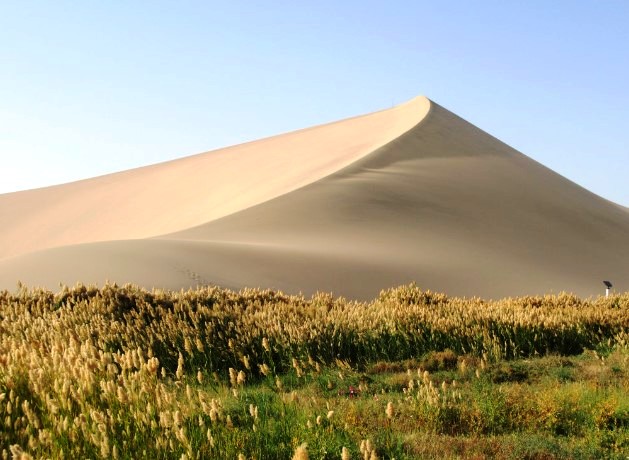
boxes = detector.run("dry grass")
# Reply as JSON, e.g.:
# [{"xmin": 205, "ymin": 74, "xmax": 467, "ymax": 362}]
[{"xmin": 0, "ymin": 282, "xmax": 627, "ymax": 458}]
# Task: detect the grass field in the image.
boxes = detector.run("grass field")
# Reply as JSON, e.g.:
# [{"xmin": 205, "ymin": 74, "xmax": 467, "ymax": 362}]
[{"xmin": 1, "ymin": 283, "xmax": 627, "ymax": 459}]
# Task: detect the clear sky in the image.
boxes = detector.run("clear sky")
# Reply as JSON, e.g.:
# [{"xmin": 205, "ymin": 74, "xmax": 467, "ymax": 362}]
[{"xmin": 1, "ymin": 1, "xmax": 628, "ymax": 205}]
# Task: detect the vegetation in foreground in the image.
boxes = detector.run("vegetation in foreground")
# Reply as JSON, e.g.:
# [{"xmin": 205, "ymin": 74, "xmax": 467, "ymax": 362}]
[{"xmin": 0, "ymin": 283, "xmax": 627, "ymax": 459}]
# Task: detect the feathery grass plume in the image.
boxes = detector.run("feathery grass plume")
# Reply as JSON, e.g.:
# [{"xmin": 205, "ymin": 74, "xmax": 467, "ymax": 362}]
[
  {"xmin": 292, "ymin": 357, "xmax": 304, "ymax": 377},
  {"xmin": 385, "ymin": 401, "xmax": 394, "ymax": 419},
  {"xmin": 176, "ymin": 352, "xmax": 185, "ymax": 380},
  {"xmin": 229, "ymin": 368, "xmax": 238, "ymax": 387},
  {"xmin": 360, "ymin": 439, "xmax": 377, "ymax": 460},
  {"xmin": 292, "ymin": 442, "xmax": 308, "ymax": 460},
  {"xmin": 146, "ymin": 357, "xmax": 159, "ymax": 374},
  {"xmin": 259, "ymin": 363, "xmax": 270, "ymax": 376},
  {"xmin": 173, "ymin": 410, "xmax": 183, "ymax": 426},
  {"xmin": 195, "ymin": 337, "xmax": 204, "ymax": 352},
  {"xmin": 10, "ymin": 444, "xmax": 33, "ymax": 460}
]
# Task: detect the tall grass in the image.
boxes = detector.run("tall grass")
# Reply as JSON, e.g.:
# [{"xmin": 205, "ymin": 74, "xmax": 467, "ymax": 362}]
[{"xmin": 1, "ymin": 283, "xmax": 627, "ymax": 458}]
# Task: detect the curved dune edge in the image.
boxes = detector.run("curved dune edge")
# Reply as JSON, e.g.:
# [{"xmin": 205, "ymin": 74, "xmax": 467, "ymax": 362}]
[
  {"xmin": 150, "ymin": 100, "xmax": 629, "ymax": 299},
  {"xmin": 0, "ymin": 96, "xmax": 431, "ymax": 259},
  {"xmin": 1, "ymin": 97, "xmax": 629, "ymax": 300}
]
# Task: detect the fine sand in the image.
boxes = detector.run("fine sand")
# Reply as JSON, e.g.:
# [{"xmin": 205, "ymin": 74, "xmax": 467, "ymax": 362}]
[{"xmin": 1, "ymin": 96, "xmax": 628, "ymax": 300}]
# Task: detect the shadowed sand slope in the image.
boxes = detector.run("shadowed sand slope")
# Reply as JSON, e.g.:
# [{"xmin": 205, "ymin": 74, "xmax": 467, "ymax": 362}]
[
  {"xmin": 0, "ymin": 96, "xmax": 429, "ymax": 259},
  {"xmin": 1, "ymin": 97, "xmax": 628, "ymax": 299}
]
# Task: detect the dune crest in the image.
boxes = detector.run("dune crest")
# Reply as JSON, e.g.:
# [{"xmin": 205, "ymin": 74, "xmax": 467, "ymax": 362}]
[
  {"xmin": 0, "ymin": 96, "xmax": 430, "ymax": 259},
  {"xmin": 1, "ymin": 96, "xmax": 628, "ymax": 299}
]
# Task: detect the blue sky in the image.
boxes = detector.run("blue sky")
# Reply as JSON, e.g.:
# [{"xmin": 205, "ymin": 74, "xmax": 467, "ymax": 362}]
[{"xmin": 1, "ymin": 1, "xmax": 628, "ymax": 205}]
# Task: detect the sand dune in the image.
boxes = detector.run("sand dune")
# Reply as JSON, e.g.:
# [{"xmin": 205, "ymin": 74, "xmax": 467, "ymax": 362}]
[
  {"xmin": 1, "ymin": 96, "xmax": 628, "ymax": 299},
  {"xmin": 0, "ymin": 97, "xmax": 429, "ymax": 259}
]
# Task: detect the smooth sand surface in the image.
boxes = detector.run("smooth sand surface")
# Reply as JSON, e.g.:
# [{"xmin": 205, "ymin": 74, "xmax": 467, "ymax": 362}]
[
  {"xmin": 0, "ymin": 96, "xmax": 429, "ymax": 259},
  {"xmin": 1, "ymin": 96, "xmax": 628, "ymax": 299}
]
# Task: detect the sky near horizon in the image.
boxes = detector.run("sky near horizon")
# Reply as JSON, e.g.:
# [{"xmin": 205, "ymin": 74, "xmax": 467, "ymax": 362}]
[{"xmin": 1, "ymin": 1, "xmax": 628, "ymax": 205}]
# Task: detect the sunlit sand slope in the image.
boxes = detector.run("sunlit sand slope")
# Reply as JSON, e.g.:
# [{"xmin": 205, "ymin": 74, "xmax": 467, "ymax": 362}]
[
  {"xmin": 1, "ymin": 97, "xmax": 628, "ymax": 299},
  {"xmin": 0, "ymin": 97, "xmax": 429, "ymax": 259}
]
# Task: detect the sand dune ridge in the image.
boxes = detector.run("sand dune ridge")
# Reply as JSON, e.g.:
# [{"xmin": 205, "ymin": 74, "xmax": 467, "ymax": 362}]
[
  {"xmin": 1, "ymin": 96, "xmax": 628, "ymax": 300},
  {"xmin": 0, "ymin": 96, "xmax": 430, "ymax": 259}
]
